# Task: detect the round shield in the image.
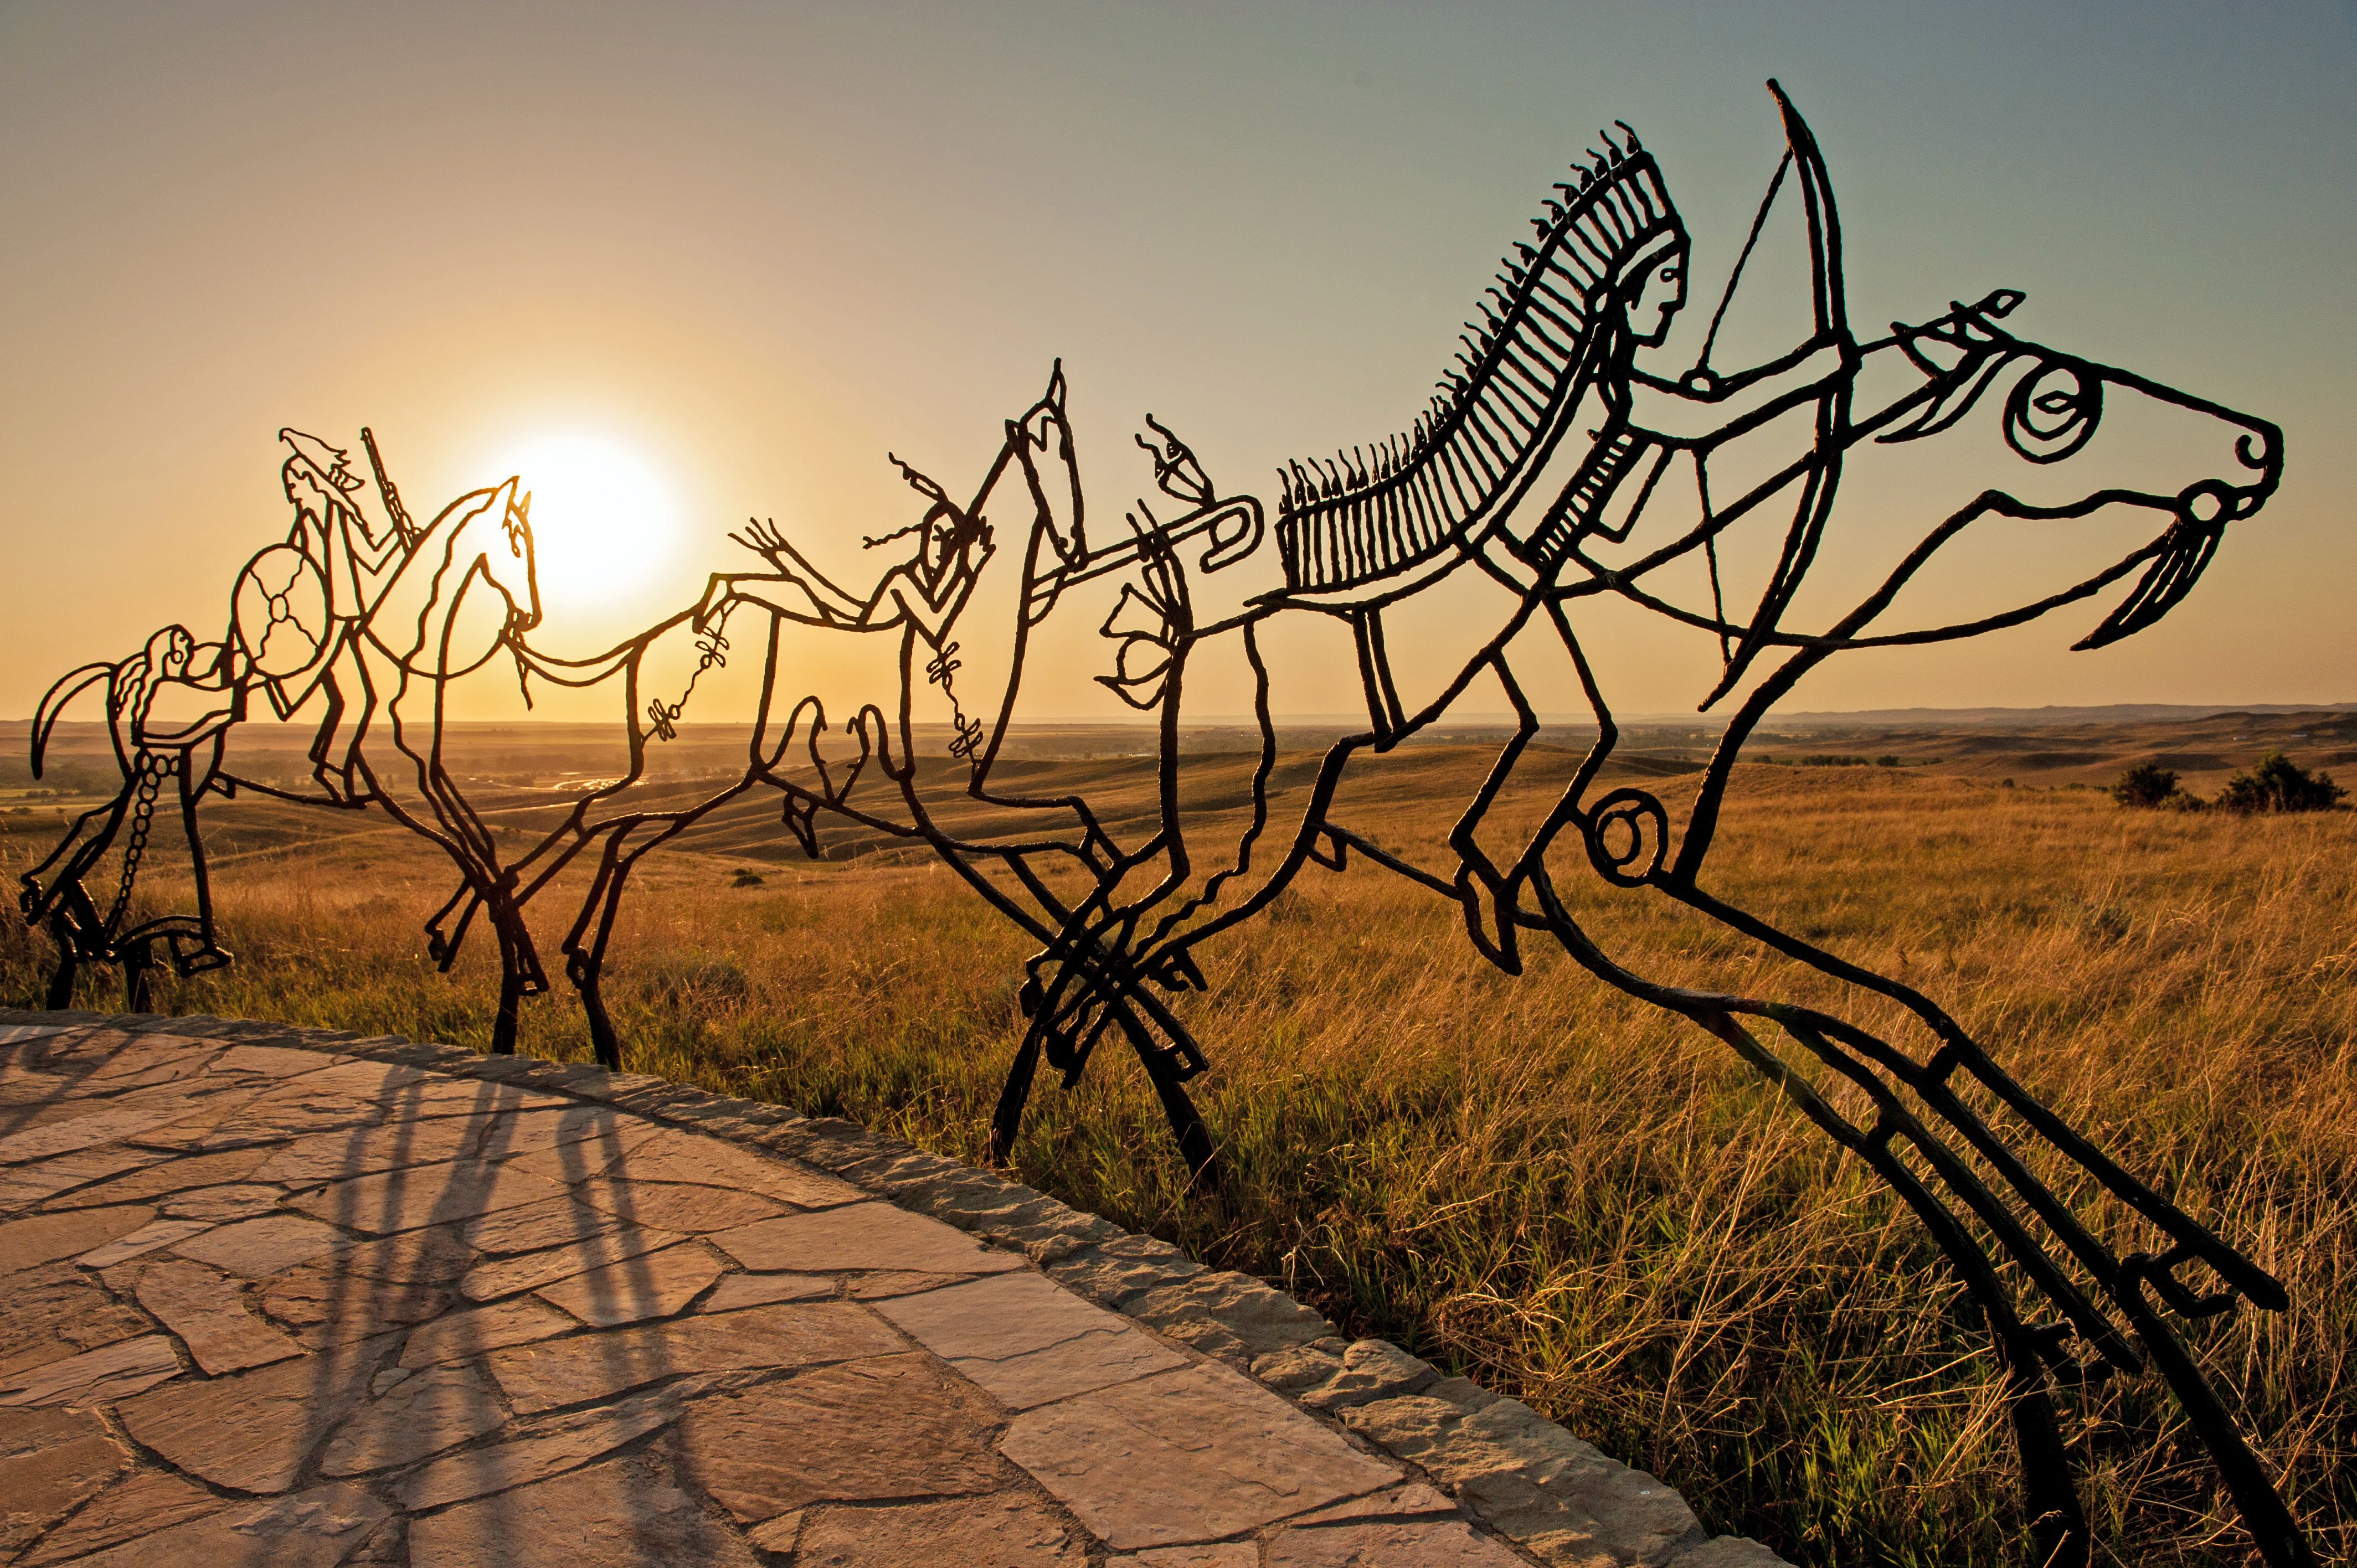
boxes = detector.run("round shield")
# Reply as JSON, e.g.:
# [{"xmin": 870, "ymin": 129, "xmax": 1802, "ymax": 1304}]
[{"xmin": 232, "ymin": 544, "xmax": 332, "ymax": 678}]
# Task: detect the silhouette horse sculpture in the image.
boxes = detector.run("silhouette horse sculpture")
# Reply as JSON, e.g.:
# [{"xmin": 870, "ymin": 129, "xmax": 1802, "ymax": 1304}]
[
  {"xmin": 680, "ymin": 364, "xmax": 1263, "ymax": 1169},
  {"xmin": 19, "ymin": 427, "xmax": 421, "ymax": 1006},
  {"xmin": 13, "ymin": 77, "xmax": 2305, "ymax": 1566},
  {"xmin": 486, "ymin": 590, "xmax": 812, "ymax": 1070},
  {"xmin": 20, "ymin": 461, "xmax": 548, "ymax": 1043},
  {"xmin": 712, "ymin": 85, "xmax": 2300, "ymax": 1567},
  {"xmin": 413, "ymin": 365, "xmax": 1231, "ymax": 1072},
  {"xmin": 301, "ymin": 474, "xmax": 549, "ymax": 1049}
]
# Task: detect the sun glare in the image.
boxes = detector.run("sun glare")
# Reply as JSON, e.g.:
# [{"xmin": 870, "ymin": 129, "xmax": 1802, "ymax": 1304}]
[{"xmin": 489, "ymin": 433, "xmax": 682, "ymax": 610}]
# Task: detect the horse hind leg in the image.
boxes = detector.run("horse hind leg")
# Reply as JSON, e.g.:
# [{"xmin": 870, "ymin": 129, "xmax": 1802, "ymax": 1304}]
[
  {"xmin": 994, "ymin": 942, "xmax": 1220, "ymax": 1189},
  {"xmin": 492, "ymin": 914, "xmax": 550, "ymax": 1058},
  {"xmin": 121, "ymin": 938, "xmax": 158, "ymax": 1014},
  {"xmin": 564, "ymin": 847, "xmax": 635, "ymax": 1072},
  {"xmin": 574, "ymin": 962, "xmax": 621, "ymax": 1072},
  {"xmin": 1139, "ymin": 1034, "xmax": 1218, "ymax": 1189},
  {"xmin": 492, "ymin": 966, "xmax": 525, "ymax": 1056},
  {"xmin": 991, "ymin": 946, "xmax": 1102, "ymax": 1169},
  {"xmin": 486, "ymin": 901, "xmax": 546, "ymax": 1058},
  {"xmin": 1105, "ymin": 987, "xmax": 1219, "ymax": 1189},
  {"xmin": 989, "ymin": 1010, "xmax": 1053, "ymax": 1170},
  {"xmin": 43, "ymin": 914, "xmax": 81, "ymax": 1010}
]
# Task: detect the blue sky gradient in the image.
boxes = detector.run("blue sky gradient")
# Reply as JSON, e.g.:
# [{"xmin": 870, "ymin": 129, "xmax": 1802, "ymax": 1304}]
[{"xmin": 4, "ymin": 1, "xmax": 2350, "ymax": 719}]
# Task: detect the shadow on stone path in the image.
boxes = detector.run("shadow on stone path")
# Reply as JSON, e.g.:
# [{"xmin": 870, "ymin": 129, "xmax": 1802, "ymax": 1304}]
[{"xmin": 0, "ymin": 1014, "xmax": 1783, "ymax": 1567}]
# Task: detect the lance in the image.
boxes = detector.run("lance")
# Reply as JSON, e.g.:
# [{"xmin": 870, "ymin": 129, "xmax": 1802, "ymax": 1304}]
[{"xmin": 361, "ymin": 426, "xmax": 420, "ymax": 549}]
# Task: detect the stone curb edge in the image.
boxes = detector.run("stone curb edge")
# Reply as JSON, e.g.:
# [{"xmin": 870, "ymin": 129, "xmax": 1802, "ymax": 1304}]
[{"xmin": 1, "ymin": 1007, "xmax": 1788, "ymax": 1568}]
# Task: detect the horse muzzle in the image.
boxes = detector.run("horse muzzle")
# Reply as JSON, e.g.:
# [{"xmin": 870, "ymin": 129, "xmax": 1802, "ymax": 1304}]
[
  {"xmin": 2073, "ymin": 512, "xmax": 2225, "ymax": 650},
  {"xmin": 2072, "ymin": 411, "xmax": 2281, "ymax": 652}
]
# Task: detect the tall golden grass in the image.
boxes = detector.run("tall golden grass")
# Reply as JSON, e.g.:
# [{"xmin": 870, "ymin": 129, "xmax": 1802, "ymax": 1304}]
[{"xmin": 4, "ymin": 760, "xmax": 2349, "ymax": 1566}]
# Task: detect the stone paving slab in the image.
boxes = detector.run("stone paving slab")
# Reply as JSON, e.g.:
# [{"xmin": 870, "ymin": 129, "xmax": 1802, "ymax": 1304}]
[{"xmin": 0, "ymin": 1009, "xmax": 1788, "ymax": 1567}]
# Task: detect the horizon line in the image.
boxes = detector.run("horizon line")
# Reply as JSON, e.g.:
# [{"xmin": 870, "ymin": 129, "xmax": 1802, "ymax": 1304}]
[{"xmin": 6, "ymin": 699, "xmax": 2353, "ymax": 730}]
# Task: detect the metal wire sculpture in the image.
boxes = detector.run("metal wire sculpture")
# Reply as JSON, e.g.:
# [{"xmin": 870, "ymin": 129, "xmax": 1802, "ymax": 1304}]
[
  {"xmin": 23, "ymin": 430, "xmax": 553, "ymax": 1046},
  {"xmin": 17, "ymin": 79, "xmax": 2303, "ymax": 1567}
]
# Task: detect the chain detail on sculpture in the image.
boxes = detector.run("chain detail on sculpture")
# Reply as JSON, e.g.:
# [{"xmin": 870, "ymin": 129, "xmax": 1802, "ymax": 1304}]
[{"xmin": 17, "ymin": 80, "xmax": 2304, "ymax": 1568}]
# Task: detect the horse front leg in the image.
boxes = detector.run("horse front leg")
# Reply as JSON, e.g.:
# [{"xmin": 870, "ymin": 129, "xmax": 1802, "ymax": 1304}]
[
  {"xmin": 1133, "ymin": 1018, "xmax": 1218, "ymax": 1188},
  {"xmin": 1663, "ymin": 871, "xmax": 2293, "ymax": 1310},
  {"xmin": 1541, "ymin": 852, "xmax": 2314, "ymax": 1568},
  {"xmin": 43, "ymin": 912, "xmax": 82, "ymax": 1010},
  {"xmin": 1522, "ymin": 867, "xmax": 2100, "ymax": 1564},
  {"xmin": 120, "ymin": 937, "xmax": 158, "ymax": 1014},
  {"xmin": 37, "ymin": 878, "xmax": 115, "ymax": 1012},
  {"xmin": 1690, "ymin": 1002, "xmax": 2094, "ymax": 1567},
  {"xmin": 562, "ymin": 837, "xmax": 635, "ymax": 1072},
  {"xmin": 486, "ymin": 894, "xmax": 548, "ymax": 1058},
  {"xmin": 1441, "ymin": 602, "xmax": 1617, "ymax": 975}
]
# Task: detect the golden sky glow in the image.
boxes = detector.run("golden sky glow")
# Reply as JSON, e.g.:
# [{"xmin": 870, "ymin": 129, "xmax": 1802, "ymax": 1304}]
[
  {"xmin": 478, "ymin": 432, "xmax": 683, "ymax": 614},
  {"xmin": 3, "ymin": 2, "xmax": 2351, "ymax": 724}
]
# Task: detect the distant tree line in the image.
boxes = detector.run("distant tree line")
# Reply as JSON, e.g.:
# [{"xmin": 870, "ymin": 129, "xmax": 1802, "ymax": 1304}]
[{"xmin": 2113, "ymin": 752, "xmax": 2348, "ymax": 813}]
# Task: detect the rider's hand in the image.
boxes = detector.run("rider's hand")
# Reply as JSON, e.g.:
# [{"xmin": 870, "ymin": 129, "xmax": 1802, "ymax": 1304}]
[{"xmin": 730, "ymin": 517, "xmax": 793, "ymax": 566}]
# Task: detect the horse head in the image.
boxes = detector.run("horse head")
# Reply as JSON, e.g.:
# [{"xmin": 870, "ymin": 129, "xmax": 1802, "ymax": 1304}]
[
  {"xmin": 1008, "ymin": 362, "xmax": 1084, "ymax": 583},
  {"xmin": 367, "ymin": 477, "xmax": 541, "ymax": 679},
  {"xmin": 1870, "ymin": 289, "xmax": 2282, "ymax": 648},
  {"xmin": 475, "ymin": 477, "xmax": 543, "ymax": 635},
  {"xmin": 1654, "ymin": 287, "xmax": 2288, "ymax": 886},
  {"xmin": 877, "ymin": 360, "xmax": 1084, "ymax": 764}
]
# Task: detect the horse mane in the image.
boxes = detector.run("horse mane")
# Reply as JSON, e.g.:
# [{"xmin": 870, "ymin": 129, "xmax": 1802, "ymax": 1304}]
[
  {"xmin": 1275, "ymin": 131, "xmax": 1680, "ymax": 594},
  {"xmin": 367, "ymin": 482, "xmax": 512, "ymax": 668}
]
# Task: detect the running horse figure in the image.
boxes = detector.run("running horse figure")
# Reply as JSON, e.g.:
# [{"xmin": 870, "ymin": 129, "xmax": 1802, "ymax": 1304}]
[
  {"xmin": 308, "ymin": 473, "xmax": 548, "ymax": 1050},
  {"xmin": 19, "ymin": 446, "xmax": 546, "ymax": 1042},
  {"xmin": 932, "ymin": 86, "xmax": 2302, "ymax": 1567},
  {"xmin": 688, "ymin": 364, "xmax": 1264, "ymax": 1172}
]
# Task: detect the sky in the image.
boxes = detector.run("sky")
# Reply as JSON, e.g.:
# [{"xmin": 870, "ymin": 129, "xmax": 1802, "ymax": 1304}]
[{"xmin": 3, "ymin": 0, "xmax": 2351, "ymax": 725}]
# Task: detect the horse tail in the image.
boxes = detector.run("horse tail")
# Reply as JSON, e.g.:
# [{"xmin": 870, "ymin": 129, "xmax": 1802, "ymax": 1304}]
[{"xmin": 31, "ymin": 663, "xmax": 112, "ymax": 778}]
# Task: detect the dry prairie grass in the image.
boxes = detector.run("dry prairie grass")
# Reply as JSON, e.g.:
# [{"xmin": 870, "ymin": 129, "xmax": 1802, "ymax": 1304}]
[{"xmin": 3, "ymin": 759, "xmax": 2350, "ymax": 1567}]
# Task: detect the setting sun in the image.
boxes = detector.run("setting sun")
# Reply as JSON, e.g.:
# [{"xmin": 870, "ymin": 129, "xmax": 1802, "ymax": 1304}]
[{"xmin": 487, "ymin": 432, "xmax": 682, "ymax": 611}]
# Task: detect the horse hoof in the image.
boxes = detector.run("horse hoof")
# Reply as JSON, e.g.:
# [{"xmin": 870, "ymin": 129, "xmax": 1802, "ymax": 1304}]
[{"xmin": 1454, "ymin": 867, "xmax": 1523, "ymax": 977}]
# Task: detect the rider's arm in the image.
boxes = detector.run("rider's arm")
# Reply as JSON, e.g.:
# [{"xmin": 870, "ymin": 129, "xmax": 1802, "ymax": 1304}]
[
  {"xmin": 878, "ymin": 536, "xmax": 995, "ymax": 643},
  {"xmin": 336, "ymin": 498, "xmax": 406, "ymax": 578},
  {"xmin": 1625, "ymin": 339, "xmax": 1849, "ymax": 446},
  {"xmin": 713, "ymin": 574, "xmax": 872, "ymax": 631},
  {"xmin": 755, "ymin": 531, "xmax": 870, "ymax": 623},
  {"xmin": 699, "ymin": 522, "xmax": 876, "ymax": 630}
]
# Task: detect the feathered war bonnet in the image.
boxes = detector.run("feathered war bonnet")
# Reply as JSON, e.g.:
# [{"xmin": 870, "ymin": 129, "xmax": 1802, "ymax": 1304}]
[{"xmin": 1537, "ymin": 124, "xmax": 1687, "ymax": 312}]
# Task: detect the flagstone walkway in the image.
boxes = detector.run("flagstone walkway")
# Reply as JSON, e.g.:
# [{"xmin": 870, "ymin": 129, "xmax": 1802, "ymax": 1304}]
[{"xmin": 0, "ymin": 1015, "xmax": 1783, "ymax": 1567}]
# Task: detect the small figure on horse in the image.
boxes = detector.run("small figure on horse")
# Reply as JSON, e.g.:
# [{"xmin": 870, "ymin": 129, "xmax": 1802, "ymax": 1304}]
[{"xmin": 229, "ymin": 427, "xmax": 417, "ymax": 798}]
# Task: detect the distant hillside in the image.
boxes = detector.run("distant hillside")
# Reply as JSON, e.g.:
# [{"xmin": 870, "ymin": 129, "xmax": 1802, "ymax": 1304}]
[{"xmin": 1766, "ymin": 702, "xmax": 2357, "ymax": 727}]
